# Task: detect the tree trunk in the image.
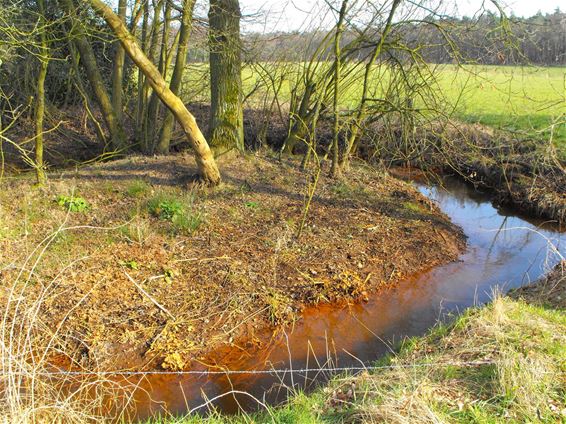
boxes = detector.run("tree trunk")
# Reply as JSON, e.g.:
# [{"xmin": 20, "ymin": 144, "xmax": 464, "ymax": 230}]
[
  {"xmin": 282, "ymin": 81, "xmax": 315, "ymax": 154},
  {"xmin": 208, "ymin": 0, "xmax": 244, "ymax": 156},
  {"xmin": 141, "ymin": 0, "xmax": 164, "ymax": 152},
  {"xmin": 88, "ymin": 0, "xmax": 221, "ymax": 185},
  {"xmin": 35, "ymin": 0, "xmax": 49, "ymax": 186},
  {"xmin": 156, "ymin": 0, "xmax": 196, "ymax": 154},
  {"xmin": 111, "ymin": 0, "xmax": 127, "ymax": 122},
  {"xmin": 340, "ymin": 0, "xmax": 400, "ymax": 171},
  {"xmin": 144, "ymin": 0, "xmax": 172, "ymax": 153},
  {"xmin": 135, "ymin": 0, "xmax": 149, "ymax": 143},
  {"xmin": 330, "ymin": 0, "xmax": 348, "ymax": 178},
  {"xmin": 61, "ymin": 0, "xmax": 127, "ymax": 152}
]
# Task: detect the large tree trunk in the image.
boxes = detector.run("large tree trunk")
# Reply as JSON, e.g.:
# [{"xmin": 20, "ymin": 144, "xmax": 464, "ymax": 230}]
[
  {"xmin": 88, "ymin": 0, "xmax": 221, "ymax": 185},
  {"xmin": 156, "ymin": 0, "xmax": 196, "ymax": 154},
  {"xmin": 60, "ymin": 0, "xmax": 127, "ymax": 152},
  {"xmin": 208, "ymin": 0, "xmax": 244, "ymax": 156}
]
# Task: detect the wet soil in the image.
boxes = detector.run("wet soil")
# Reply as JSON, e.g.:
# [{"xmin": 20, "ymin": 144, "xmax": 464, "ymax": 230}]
[{"xmin": 0, "ymin": 154, "xmax": 464, "ymax": 374}]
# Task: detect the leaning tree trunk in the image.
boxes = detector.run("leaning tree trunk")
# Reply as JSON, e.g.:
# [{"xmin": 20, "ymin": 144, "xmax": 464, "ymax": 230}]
[
  {"xmin": 88, "ymin": 0, "xmax": 221, "ymax": 185},
  {"xmin": 208, "ymin": 0, "xmax": 244, "ymax": 156},
  {"xmin": 156, "ymin": 0, "xmax": 196, "ymax": 154}
]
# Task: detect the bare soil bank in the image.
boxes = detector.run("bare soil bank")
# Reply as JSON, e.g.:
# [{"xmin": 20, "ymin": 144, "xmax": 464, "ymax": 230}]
[
  {"xmin": 0, "ymin": 154, "xmax": 464, "ymax": 371},
  {"xmin": 511, "ymin": 261, "xmax": 565, "ymax": 309}
]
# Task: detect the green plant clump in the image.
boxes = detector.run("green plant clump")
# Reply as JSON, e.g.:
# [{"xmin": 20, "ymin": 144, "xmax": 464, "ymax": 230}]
[
  {"xmin": 56, "ymin": 195, "xmax": 89, "ymax": 213},
  {"xmin": 147, "ymin": 194, "xmax": 203, "ymax": 234},
  {"xmin": 126, "ymin": 180, "xmax": 151, "ymax": 198}
]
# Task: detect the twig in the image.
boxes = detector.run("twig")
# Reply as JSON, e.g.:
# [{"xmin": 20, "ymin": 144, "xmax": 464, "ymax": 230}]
[{"xmin": 124, "ymin": 272, "xmax": 176, "ymax": 320}]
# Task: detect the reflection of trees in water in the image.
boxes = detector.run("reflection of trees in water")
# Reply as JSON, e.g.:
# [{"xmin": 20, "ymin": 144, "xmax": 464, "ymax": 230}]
[
  {"xmin": 481, "ymin": 215, "xmax": 564, "ymax": 286},
  {"xmin": 422, "ymin": 179, "xmax": 565, "ymax": 288}
]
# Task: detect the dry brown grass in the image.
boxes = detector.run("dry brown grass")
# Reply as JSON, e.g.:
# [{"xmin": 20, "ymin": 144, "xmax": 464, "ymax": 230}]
[{"xmin": 0, "ymin": 225, "xmax": 139, "ymax": 423}]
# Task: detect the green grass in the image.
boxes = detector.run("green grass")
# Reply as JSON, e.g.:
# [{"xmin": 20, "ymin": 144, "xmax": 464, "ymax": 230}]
[
  {"xmin": 179, "ymin": 63, "xmax": 565, "ymax": 154},
  {"xmin": 147, "ymin": 192, "xmax": 203, "ymax": 235},
  {"xmin": 125, "ymin": 179, "xmax": 152, "ymax": 198},
  {"xmin": 155, "ymin": 294, "xmax": 565, "ymax": 423},
  {"xmin": 436, "ymin": 65, "xmax": 565, "ymax": 150}
]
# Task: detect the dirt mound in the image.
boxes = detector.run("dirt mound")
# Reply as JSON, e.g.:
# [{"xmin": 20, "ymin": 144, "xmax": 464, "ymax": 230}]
[{"xmin": 0, "ymin": 154, "xmax": 464, "ymax": 371}]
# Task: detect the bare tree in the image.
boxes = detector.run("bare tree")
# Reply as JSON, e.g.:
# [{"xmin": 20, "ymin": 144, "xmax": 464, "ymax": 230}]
[{"xmin": 88, "ymin": 0, "xmax": 221, "ymax": 185}]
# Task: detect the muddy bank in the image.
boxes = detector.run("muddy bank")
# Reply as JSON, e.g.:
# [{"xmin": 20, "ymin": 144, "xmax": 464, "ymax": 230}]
[
  {"xmin": 510, "ymin": 261, "xmax": 565, "ymax": 309},
  {"xmin": 360, "ymin": 120, "xmax": 566, "ymax": 224},
  {"xmin": 0, "ymin": 154, "xmax": 464, "ymax": 372},
  {"xmin": 101, "ymin": 170, "xmax": 566, "ymax": 419}
]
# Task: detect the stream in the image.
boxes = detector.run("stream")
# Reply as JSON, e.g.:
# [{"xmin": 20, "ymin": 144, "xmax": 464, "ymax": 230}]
[{"xmin": 125, "ymin": 176, "xmax": 565, "ymax": 420}]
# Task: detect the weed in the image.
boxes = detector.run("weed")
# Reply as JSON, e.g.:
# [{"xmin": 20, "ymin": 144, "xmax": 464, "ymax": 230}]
[
  {"xmin": 148, "ymin": 195, "xmax": 184, "ymax": 221},
  {"xmin": 244, "ymin": 200, "xmax": 259, "ymax": 209},
  {"xmin": 147, "ymin": 193, "xmax": 203, "ymax": 235},
  {"xmin": 171, "ymin": 211, "xmax": 203, "ymax": 235},
  {"xmin": 261, "ymin": 287, "xmax": 295, "ymax": 325},
  {"xmin": 126, "ymin": 180, "xmax": 151, "ymax": 198},
  {"xmin": 120, "ymin": 259, "xmax": 140, "ymax": 270},
  {"xmin": 402, "ymin": 201, "xmax": 424, "ymax": 213},
  {"xmin": 56, "ymin": 195, "xmax": 89, "ymax": 213}
]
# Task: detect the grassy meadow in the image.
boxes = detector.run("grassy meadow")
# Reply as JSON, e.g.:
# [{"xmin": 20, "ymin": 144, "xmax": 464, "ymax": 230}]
[
  {"xmin": 437, "ymin": 66, "xmax": 565, "ymax": 151},
  {"xmin": 182, "ymin": 63, "xmax": 565, "ymax": 154}
]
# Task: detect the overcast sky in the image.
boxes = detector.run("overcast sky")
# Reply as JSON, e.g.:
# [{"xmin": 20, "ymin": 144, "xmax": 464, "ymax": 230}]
[{"xmin": 239, "ymin": 0, "xmax": 564, "ymax": 32}]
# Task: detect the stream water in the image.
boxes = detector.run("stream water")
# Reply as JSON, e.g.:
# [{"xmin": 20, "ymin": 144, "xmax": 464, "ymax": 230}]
[{"xmin": 125, "ymin": 177, "xmax": 565, "ymax": 420}]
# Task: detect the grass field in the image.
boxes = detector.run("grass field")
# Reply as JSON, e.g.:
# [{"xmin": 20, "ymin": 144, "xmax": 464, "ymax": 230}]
[
  {"xmin": 181, "ymin": 64, "xmax": 565, "ymax": 154},
  {"xmin": 437, "ymin": 65, "xmax": 565, "ymax": 151}
]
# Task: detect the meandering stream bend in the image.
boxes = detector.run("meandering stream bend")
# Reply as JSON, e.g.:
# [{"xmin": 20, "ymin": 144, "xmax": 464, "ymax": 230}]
[{"xmin": 123, "ymin": 177, "xmax": 565, "ymax": 420}]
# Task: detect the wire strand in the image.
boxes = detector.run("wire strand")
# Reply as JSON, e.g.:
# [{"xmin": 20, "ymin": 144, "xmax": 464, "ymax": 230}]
[{"xmin": 4, "ymin": 360, "xmax": 497, "ymax": 377}]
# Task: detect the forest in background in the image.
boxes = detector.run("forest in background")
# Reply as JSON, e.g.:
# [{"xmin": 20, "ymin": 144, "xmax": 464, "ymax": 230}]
[{"xmin": 242, "ymin": 9, "xmax": 566, "ymax": 66}]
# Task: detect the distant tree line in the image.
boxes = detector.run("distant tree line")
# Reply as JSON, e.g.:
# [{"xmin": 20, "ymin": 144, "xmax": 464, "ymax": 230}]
[{"xmin": 241, "ymin": 9, "xmax": 566, "ymax": 66}]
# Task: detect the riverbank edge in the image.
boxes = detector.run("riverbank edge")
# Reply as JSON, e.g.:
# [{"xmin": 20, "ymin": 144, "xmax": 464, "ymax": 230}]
[{"xmin": 166, "ymin": 262, "xmax": 566, "ymax": 423}]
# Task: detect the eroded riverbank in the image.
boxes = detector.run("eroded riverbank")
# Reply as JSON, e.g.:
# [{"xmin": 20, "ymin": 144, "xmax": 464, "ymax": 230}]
[
  {"xmin": 0, "ymin": 156, "xmax": 464, "ymax": 399},
  {"xmin": 117, "ymin": 174, "xmax": 565, "ymax": 420}
]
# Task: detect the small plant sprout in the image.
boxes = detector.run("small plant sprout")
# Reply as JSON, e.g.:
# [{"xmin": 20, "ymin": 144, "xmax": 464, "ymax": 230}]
[{"xmin": 56, "ymin": 195, "xmax": 90, "ymax": 213}]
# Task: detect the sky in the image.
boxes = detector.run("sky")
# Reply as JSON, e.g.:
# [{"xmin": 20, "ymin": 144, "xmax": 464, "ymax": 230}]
[{"xmin": 238, "ymin": 0, "xmax": 564, "ymax": 32}]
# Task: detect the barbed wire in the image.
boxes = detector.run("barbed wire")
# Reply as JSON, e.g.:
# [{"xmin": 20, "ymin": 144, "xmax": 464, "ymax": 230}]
[{"xmin": 2, "ymin": 360, "xmax": 498, "ymax": 377}]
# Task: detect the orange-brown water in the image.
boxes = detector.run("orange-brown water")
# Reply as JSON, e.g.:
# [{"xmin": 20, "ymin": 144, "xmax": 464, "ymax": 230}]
[{"xmin": 101, "ymin": 177, "xmax": 566, "ymax": 420}]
